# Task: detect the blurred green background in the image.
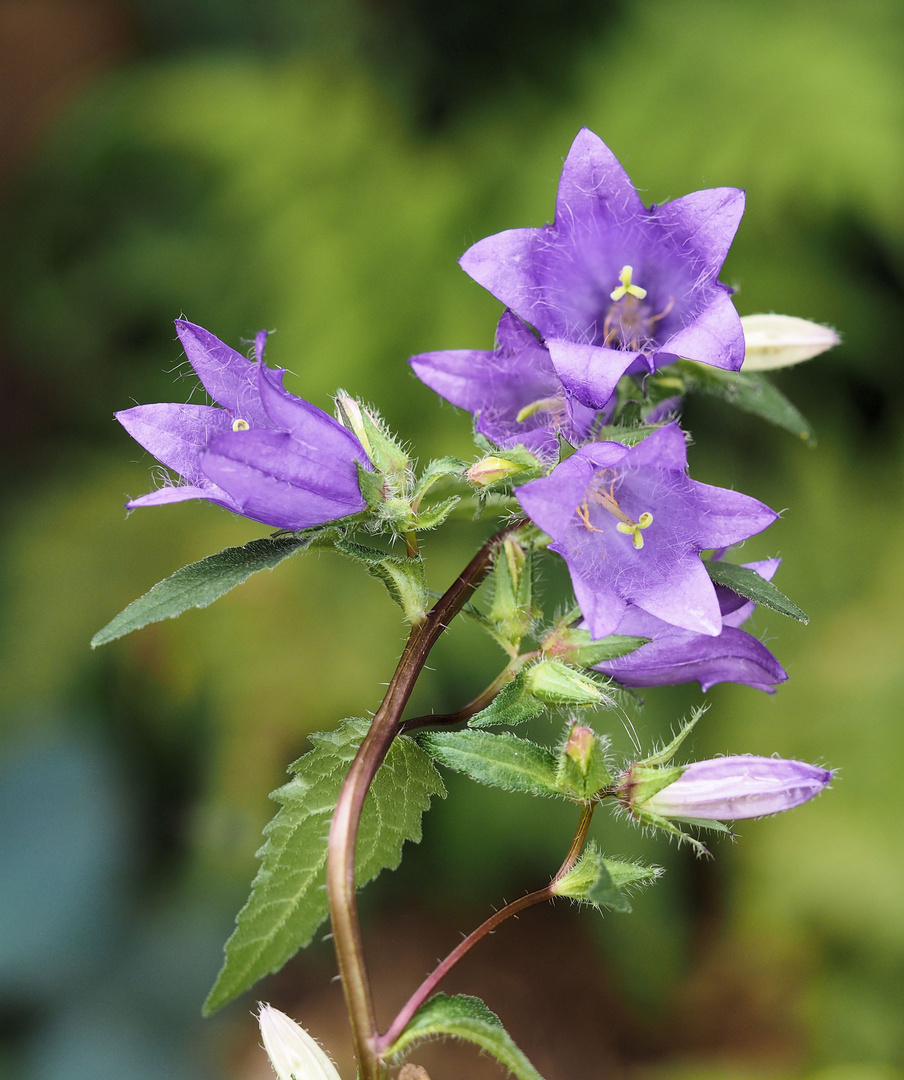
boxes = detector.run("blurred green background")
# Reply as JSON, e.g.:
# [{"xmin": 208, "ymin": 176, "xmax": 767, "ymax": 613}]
[{"xmin": 1, "ymin": 0, "xmax": 902, "ymax": 1077}]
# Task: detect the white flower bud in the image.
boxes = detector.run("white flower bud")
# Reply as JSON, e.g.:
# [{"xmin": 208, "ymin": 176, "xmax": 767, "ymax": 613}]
[
  {"xmin": 258, "ymin": 1004, "xmax": 342, "ymax": 1080},
  {"xmin": 740, "ymin": 313, "xmax": 840, "ymax": 371}
]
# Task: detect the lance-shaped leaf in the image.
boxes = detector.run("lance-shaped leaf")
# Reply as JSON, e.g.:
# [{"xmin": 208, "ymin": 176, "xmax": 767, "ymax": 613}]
[
  {"xmin": 704, "ymin": 560, "xmax": 808, "ymax": 624},
  {"xmin": 419, "ymin": 730, "xmax": 561, "ymax": 798},
  {"xmin": 91, "ymin": 533, "xmax": 316, "ymax": 647},
  {"xmin": 674, "ymin": 359, "xmax": 815, "ymax": 443},
  {"xmin": 386, "ymin": 994, "xmax": 545, "ymax": 1080},
  {"xmin": 334, "ymin": 539, "xmax": 428, "ymax": 624},
  {"xmin": 203, "ymin": 720, "xmax": 445, "ymax": 1014}
]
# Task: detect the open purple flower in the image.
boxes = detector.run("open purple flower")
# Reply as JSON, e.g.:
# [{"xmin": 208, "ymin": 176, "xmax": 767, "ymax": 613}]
[
  {"xmin": 592, "ymin": 558, "xmax": 788, "ymax": 692},
  {"xmin": 117, "ymin": 321, "xmax": 371, "ymax": 531},
  {"xmin": 410, "ymin": 310, "xmax": 603, "ymax": 459},
  {"xmin": 516, "ymin": 423, "xmax": 777, "ymax": 638},
  {"xmin": 623, "ymin": 756, "xmax": 833, "ymax": 821},
  {"xmin": 460, "ymin": 128, "xmax": 746, "ymax": 410}
]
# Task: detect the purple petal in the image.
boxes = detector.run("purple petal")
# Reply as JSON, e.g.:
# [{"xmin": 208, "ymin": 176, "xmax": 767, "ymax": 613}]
[
  {"xmin": 597, "ymin": 623, "xmax": 787, "ymax": 692},
  {"xmin": 200, "ymin": 428, "xmax": 366, "ymax": 531},
  {"xmin": 654, "ymin": 187, "xmax": 745, "ymax": 278},
  {"xmin": 116, "ymin": 403, "xmax": 232, "ymax": 486},
  {"xmin": 570, "ymin": 564, "xmax": 628, "ymax": 639},
  {"xmin": 256, "ymin": 366, "xmax": 371, "ymax": 467},
  {"xmin": 126, "ymin": 484, "xmax": 235, "ymax": 511},
  {"xmin": 547, "ymin": 340, "xmax": 639, "ymax": 410},
  {"xmin": 621, "ymin": 422, "xmax": 688, "ymax": 473},
  {"xmin": 660, "ymin": 290, "xmax": 745, "ymax": 371},
  {"xmin": 175, "ymin": 320, "xmax": 270, "ymax": 427},
  {"xmin": 688, "ymin": 480, "xmax": 778, "ymax": 549},
  {"xmin": 631, "ymin": 553, "xmax": 722, "ymax": 636}
]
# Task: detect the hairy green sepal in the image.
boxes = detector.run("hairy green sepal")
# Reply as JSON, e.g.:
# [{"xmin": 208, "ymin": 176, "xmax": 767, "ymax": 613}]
[{"xmin": 203, "ymin": 719, "xmax": 445, "ymax": 1014}]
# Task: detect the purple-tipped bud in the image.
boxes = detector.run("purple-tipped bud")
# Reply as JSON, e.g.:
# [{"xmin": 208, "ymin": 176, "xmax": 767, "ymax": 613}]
[
  {"xmin": 620, "ymin": 755, "xmax": 833, "ymax": 821},
  {"xmin": 564, "ymin": 725, "xmax": 597, "ymax": 775}
]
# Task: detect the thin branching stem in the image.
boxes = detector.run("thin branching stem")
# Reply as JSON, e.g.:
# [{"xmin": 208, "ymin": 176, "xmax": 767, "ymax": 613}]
[
  {"xmin": 326, "ymin": 520, "xmax": 526, "ymax": 1080},
  {"xmin": 377, "ymin": 801, "xmax": 596, "ymax": 1056}
]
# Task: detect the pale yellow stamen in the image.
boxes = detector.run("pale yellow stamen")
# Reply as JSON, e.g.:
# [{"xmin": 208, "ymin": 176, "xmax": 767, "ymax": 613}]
[
  {"xmin": 232, "ymin": 418, "xmax": 250, "ymax": 431},
  {"xmin": 610, "ymin": 264, "xmax": 648, "ymax": 302},
  {"xmin": 515, "ymin": 396, "xmax": 563, "ymax": 423}
]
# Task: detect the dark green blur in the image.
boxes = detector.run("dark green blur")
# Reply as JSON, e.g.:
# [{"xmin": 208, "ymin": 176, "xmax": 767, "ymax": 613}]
[{"xmin": 1, "ymin": 1, "xmax": 902, "ymax": 1078}]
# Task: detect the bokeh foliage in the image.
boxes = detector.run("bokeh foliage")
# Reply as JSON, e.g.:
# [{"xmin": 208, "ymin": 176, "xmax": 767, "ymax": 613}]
[{"xmin": 1, "ymin": 0, "xmax": 903, "ymax": 1077}]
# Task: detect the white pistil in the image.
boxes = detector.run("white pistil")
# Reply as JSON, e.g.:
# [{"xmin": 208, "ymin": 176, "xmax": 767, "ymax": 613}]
[{"xmin": 232, "ymin": 418, "xmax": 250, "ymax": 431}]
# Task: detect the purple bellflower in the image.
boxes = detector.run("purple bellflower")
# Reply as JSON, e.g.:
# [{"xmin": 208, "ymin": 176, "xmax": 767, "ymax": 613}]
[
  {"xmin": 593, "ymin": 558, "xmax": 788, "ymax": 692},
  {"xmin": 624, "ymin": 755, "xmax": 833, "ymax": 821},
  {"xmin": 460, "ymin": 128, "xmax": 746, "ymax": 411},
  {"xmin": 410, "ymin": 310, "xmax": 602, "ymax": 460},
  {"xmin": 117, "ymin": 321, "xmax": 372, "ymax": 531},
  {"xmin": 516, "ymin": 423, "xmax": 777, "ymax": 639}
]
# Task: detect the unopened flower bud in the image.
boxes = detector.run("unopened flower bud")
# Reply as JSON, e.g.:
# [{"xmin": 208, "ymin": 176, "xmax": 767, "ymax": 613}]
[
  {"xmin": 335, "ymin": 394, "xmax": 409, "ymax": 475},
  {"xmin": 620, "ymin": 755, "xmax": 833, "ymax": 821},
  {"xmin": 258, "ymin": 1004, "xmax": 341, "ymax": 1080},
  {"xmin": 467, "ymin": 455, "xmax": 527, "ymax": 487},
  {"xmin": 564, "ymin": 725, "xmax": 596, "ymax": 774},
  {"xmin": 525, "ymin": 660, "xmax": 606, "ymax": 706},
  {"xmin": 740, "ymin": 314, "xmax": 840, "ymax": 371}
]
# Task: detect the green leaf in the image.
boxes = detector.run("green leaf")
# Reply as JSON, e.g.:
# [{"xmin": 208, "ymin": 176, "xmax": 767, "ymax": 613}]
[
  {"xmin": 91, "ymin": 533, "xmax": 314, "ymax": 647},
  {"xmin": 675, "ymin": 359, "xmax": 816, "ymax": 443},
  {"xmin": 203, "ymin": 720, "xmax": 445, "ymax": 1014},
  {"xmin": 704, "ymin": 560, "xmax": 809, "ymax": 624},
  {"xmin": 387, "ymin": 993, "xmax": 545, "ymax": 1080},
  {"xmin": 468, "ymin": 670, "xmax": 546, "ymax": 728},
  {"xmin": 418, "ymin": 730, "xmax": 561, "ymax": 798},
  {"xmin": 334, "ymin": 539, "xmax": 428, "ymax": 623}
]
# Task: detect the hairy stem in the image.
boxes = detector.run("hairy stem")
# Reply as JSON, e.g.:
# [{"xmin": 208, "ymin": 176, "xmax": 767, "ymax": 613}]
[
  {"xmin": 377, "ymin": 802, "xmax": 596, "ymax": 1055},
  {"xmin": 326, "ymin": 520, "xmax": 526, "ymax": 1080}
]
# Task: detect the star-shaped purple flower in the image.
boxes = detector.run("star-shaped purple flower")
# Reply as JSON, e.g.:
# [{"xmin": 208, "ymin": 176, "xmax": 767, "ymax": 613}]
[
  {"xmin": 117, "ymin": 321, "xmax": 371, "ymax": 531},
  {"xmin": 516, "ymin": 423, "xmax": 777, "ymax": 638},
  {"xmin": 460, "ymin": 128, "xmax": 746, "ymax": 410},
  {"xmin": 409, "ymin": 310, "xmax": 602, "ymax": 459},
  {"xmin": 592, "ymin": 558, "xmax": 788, "ymax": 692}
]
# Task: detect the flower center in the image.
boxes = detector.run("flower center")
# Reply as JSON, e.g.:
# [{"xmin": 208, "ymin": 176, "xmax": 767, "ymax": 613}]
[
  {"xmin": 576, "ymin": 473, "xmax": 654, "ymax": 550},
  {"xmin": 603, "ymin": 264, "xmax": 674, "ymax": 352},
  {"xmin": 232, "ymin": 418, "xmax": 250, "ymax": 431}
]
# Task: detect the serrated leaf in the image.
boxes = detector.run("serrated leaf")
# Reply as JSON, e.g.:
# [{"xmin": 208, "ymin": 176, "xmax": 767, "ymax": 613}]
[
  {"xmin": 675, "ymin": 359, "xmax": 815, "ymax": 443},
  {"xmin": 91, "ymin": 533, "xmax": 315, "ymax": 647},
  {"xmin": 468, "ymin": 670, "xmax": 546, "ymax": 728},
  {"xmin": 334, "ymin": 539, "xmax": 428, "ymax": 623},
  {"xmin": 704, "ymin": 560, "xmax": 808, "ymax": 624},
  {"xmin": 203, "ymin": 720, "xmax": 445, "ymax": 1014},
  {"xmin": 387, "ymin": 994, "xmax": 545, "ymax": 1080},
  {"xmin": 419, "ymin": 730, "xmax": 561, "ymax": 798}
]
